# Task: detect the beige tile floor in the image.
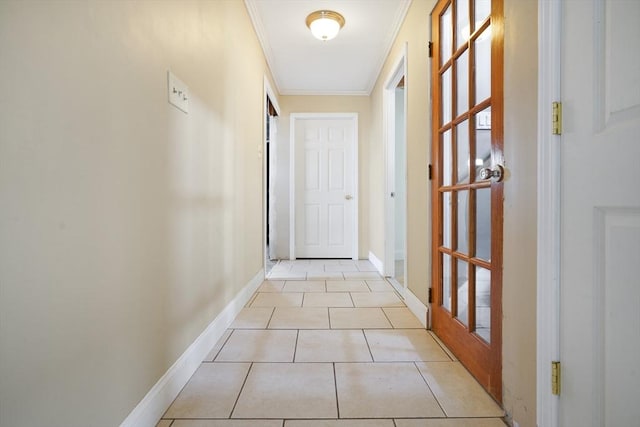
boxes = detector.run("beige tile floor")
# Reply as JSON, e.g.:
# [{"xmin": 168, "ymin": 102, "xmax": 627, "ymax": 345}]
[{"xmin": 160, "ymin": 260, "xmax": 505, "ymax": 427}]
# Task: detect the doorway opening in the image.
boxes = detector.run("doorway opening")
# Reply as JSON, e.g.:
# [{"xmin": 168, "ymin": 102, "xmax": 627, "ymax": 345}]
[
  {"xmin": 384, "ymin": 46, "xmax": 408, "ymax": 295},
  {"xmin": 264, "ymin": 77, "xmax": 280, "ymax": 276}
]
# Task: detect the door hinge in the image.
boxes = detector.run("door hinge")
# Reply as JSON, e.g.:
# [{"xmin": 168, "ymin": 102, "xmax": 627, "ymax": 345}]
[
  {"xmin": 552, "ymin": 102, "xmax": 562, "ymax": 135},
  {"xmin": 551, "ymin": 361, "xmax": 561, "ymax": 395},
  {"xmin": 428, "ymin": 41, "xmax": 433, "ymax": 58},
  {"xmin": 428, "ymin": 164, "xmax": 433, "ymax": 180},
  {"xmin": 428, "ymin": 288, "xmax": 433, "ymax": 303}
]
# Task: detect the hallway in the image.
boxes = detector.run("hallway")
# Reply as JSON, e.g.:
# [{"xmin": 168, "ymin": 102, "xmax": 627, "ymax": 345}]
[{"xmin": 158, "ymin": 260, "xmax": 504, "ymax": 426}]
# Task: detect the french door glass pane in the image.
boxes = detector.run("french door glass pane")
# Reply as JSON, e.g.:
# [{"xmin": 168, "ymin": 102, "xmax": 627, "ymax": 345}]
[
  {"xmin": 474, "ymin": 26, "xmax": 492, "ymax": 105},
  {"xmin": 457, "ymin": 190, "xmax": 469, "ymax": 254},
  {"xmin": 443, "ymin": 253, "xmax": 452, "ymax": 311},
  {"xmin": 475, "ymin": 265, "xmax": 491, "ymax": 342},
  {"xmin": 443, "ymin": 191, "xmax": 452, "ymax": 248},
  {"xmin": 474, "ymin": 0, "xmax": 491, "ymax": 25},
  {"xmin": 456, "ymin": 120, "xmax": 470, "ymax": 184},
  {"xmin": 442, "ymin": 68, "xmax": 452, "ymax": 125},
  {"xmin": 456, "ymin": 0, "xmax": 470, "ymax": 47},
  {"xmin": 441, "ymin": 4, "xmax": 453, "ymax": 64},
  {"xmin": 475, "ymin": 187, "xmax": 491, "ymax": 260},
  {"xmin": 443, "ymin": 129, "xmax": 452, "ymax": 186},
  {"xmin": 456, "ymin": 50, "xmax": 469, "ymax": 117},
  {"xmin": 474, "ymin": 107, "xmax": 492, "ymax": 175},
  {"xmin": 457, "ymin": 258, "xmax": 469, "ymax": 326}
]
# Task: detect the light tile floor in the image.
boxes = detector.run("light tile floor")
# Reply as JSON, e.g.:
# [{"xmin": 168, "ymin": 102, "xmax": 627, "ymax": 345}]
[{"xmin": 160, "ymin": 260, "xmax": 505, "ymax": 427}]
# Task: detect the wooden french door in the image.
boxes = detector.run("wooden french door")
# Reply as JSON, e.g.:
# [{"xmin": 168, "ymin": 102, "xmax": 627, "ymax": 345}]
[{"xmin": 430, "ymin": 0, "xmax": 503, "ymax": 401}]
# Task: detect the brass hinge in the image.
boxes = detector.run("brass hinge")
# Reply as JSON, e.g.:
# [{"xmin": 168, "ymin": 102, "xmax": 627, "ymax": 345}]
[
  {"xmin": 428, "ymin": 164, "xmax": 433, "ymax": 180},
  {"xmin": 428, "ymin": 41, "xmax": 433, "ymax": 58},
  {"xmin": 428, "ymin": 288, "xmax": 433, "ymax": 303},
  {"xmin": 551, "ymin": 361, "xmax": 561, "ymax": 395},
  {"xmin": 552, "ymin": 102, "xmax": 562, "ymax": 135}
]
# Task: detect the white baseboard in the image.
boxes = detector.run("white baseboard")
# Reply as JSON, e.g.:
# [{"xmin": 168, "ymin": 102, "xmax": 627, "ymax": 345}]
[
  {"xmin": 120, "ymin": 270, "xmax": 264, "ymax": 427},
  {"xmin": 404, "ymin": 288, "xmax": 428, "ymax": 328},
  {"xmin": 368, "ymin": 251, "xmax": 384, "ymax": 275}
]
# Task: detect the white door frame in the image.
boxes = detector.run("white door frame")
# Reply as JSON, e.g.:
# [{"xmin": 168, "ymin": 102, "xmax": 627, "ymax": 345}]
[
  {"xmin": 383, "ymin": 44, "xmax": 408, "ymax": 292},
  {"xmin": 289, "ymin": 113, "xmax": 359, "ymax": 260},
  {"xmin": 263, "ymin": 76, "xmax": 280, "ymax": 272},
  {"xmin": 536, "ymin": 0, "xmax": 561, "ymax": 425}
]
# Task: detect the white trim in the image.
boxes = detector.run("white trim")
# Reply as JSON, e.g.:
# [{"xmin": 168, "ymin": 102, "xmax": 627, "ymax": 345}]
[
  {"xmin": 279, "ymin": 90, "xmax": 370, "ymax": 97},
  {"xmin": 365, "ymin": 0, "xmax": 413, "ymax": 95},
  {"xmin": 289, "ymin": 113, "xmax": 359, "ymax": 260},
  {"xmin": 383, "ymin": 44, "xmax": 408, "ymax": 286},
  {"xmin": 245, "ymin": 1, "xmax": 282, "ymax": 94},
  {"xmin": 264, "ymin": 75, "xmax": 281, "ymax": 115},
  {"xmin": 404, "ymin": 288, "xmax": 429, "ymax": 329},
  {"xmin": 119, "ymin": 270, "xmax": 264, "ymax": 427},
  {"xmin": 536, "ymin": 0, "xmax": 562, "ymax": 426},
  {"xmin": 368, "ymin": 251, "xmax": 384, "ymax": 274}
]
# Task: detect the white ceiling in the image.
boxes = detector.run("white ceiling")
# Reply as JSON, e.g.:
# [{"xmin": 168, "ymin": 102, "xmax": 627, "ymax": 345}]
[{"xmin": 245, "ymin": 0, "xmax": 412, "ymax": 96}]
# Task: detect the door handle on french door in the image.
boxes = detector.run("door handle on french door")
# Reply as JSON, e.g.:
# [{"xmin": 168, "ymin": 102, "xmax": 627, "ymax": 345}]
[
  {"xmin": 478, "ymin": 164, "xmax": 505, "ymax": 182},
  {"xmin": 345, "ymin": 194, "xmax": 353, "ymax": 200}
]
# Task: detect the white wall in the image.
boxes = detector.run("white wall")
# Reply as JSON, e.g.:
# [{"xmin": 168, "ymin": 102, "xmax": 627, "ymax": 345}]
[{"xmin": 0, "ymin": 1, "xmax": 272, "ymax": 426}]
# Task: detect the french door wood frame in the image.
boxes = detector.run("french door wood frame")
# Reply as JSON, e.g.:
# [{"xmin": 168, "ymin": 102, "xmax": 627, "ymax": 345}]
[{"xmin": 430, "ymin": 0, "xmax": 504, "ymax": 402}]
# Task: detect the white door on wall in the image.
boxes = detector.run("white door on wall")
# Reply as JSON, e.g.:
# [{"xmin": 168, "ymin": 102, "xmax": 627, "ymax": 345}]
[
  {"xmin": 559, "ymin": 0, "xmax": 640, "ymax": 425},
  {"xmin": 292, "ymin": 114, "xmax": 357, "ymax": 259}
]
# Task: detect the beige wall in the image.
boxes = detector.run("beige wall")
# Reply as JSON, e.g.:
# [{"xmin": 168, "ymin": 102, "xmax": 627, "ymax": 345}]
[
  {"xmin": 369, "ymin": 0, "xmax": 539, "ymax": 426},
  {"xmin": 502, "ymin": 0, "xmax": 538, "ymax": 425},
  {"xmin": 273, "ymin": 95, "xmax": 371, "ymax": 260},
  {"xmin": 0, "ymin": 1, "xmax": 271, "ymax": 426},
  {"xmin": 369, "ymin": 0, "xmax": 435, "ymax": 302}
]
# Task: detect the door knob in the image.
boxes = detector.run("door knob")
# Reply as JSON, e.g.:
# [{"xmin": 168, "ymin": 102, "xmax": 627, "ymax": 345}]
[
  {"xmin": 345, "ymin": 194, "xmax": 353, "ymax": 200},
  {"xmin": 478, "ymin": 165, "xmax": 505, "ymax": 182}
]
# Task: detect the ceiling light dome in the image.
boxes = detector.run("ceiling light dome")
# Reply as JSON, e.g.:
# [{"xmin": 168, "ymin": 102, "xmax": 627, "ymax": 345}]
[{"xmin": 306, "ymin": 10, "xmax": 345, "ymax": 41}]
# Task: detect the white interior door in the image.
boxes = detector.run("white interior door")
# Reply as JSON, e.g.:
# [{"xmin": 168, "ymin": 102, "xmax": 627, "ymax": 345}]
[
  {"xmin": 559, "ymin": 0, "xmax": 640, "ymax": 425},
  {"xmin": 292, "ymin": 115, "xmax": 357, "ymax": 259}
]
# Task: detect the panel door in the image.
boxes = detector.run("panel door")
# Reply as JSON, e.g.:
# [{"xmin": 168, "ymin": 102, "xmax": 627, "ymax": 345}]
[
  {"xmin": 559, "ymin": 1, "xmax": 640, "ymax": 425},
  {"xmin": 431, "ymin": 0, "xmax": 504, "ymax": 401},
  {"xmin": 294, "ymin": 117, "xmax": 356, "ymax": 259}
]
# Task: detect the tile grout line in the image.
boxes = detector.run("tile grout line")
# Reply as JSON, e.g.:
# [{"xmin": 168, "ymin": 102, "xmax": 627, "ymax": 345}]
[
  {"xmin": 348, "ymin": 291, "xmax": 356, "ymax": 308},
  {"xmin": 212, "ymin": 329, "xmax": 236, "ymax": 362},
  {"xmin": 380, "ymin": 307, "xmax": 396, "ymax": 329},
  {"xmin": 292, "ymin": 329, "xmax": 300, "ymax": 362},
  {"xmin": 265, "ymin": 306, "xmax": 276, "ymax": 329},
  {"xmin": 332, "ymin": 362, "xmax": 341, "ymax": 419},
  {"xmin": 361, "ymin": 328, "xmax": 376, "ymax": 362},
  {"xmin": 206, "ymin": 329, "xmax": 234, "ymax": 362},
  {"xmin": 228, "ymin": 362, "xmax": 254, "ymax": 419},
  {"xmin": 413, "ymin": 361, "xmax": 449, "ymax": 418}
]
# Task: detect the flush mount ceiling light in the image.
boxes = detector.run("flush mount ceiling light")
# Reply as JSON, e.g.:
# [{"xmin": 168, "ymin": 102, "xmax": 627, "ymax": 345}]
[{"xmin": 305, "ymin": 10, "xmax": 345, "ymax": 41}]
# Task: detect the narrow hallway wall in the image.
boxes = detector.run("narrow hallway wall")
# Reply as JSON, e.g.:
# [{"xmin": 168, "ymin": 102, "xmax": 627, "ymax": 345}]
[
  {"xmin": 369, "ymin": 0, "xmax": 435, "ymax": 303},
  {"xmin": 0, "ymin": 1, "xmax": 272, "ymax": 425}
]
